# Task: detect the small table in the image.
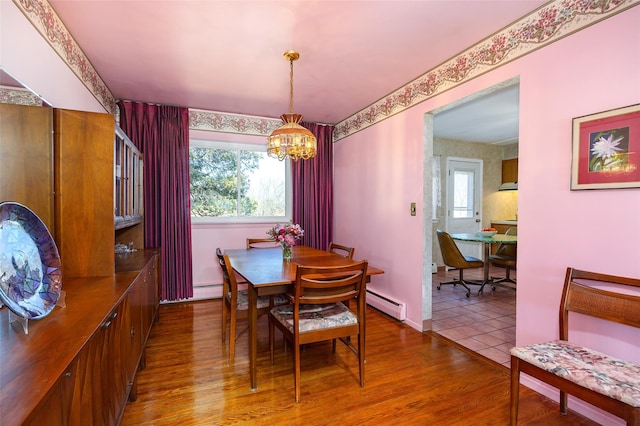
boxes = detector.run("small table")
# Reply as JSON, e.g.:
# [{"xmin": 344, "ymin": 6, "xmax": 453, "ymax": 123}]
[
  {"xmin": 450, "ymin": 233, "xmax": 517, "ymax": 293},
  {"xmin": 224, "ymin": 245, "xmax": 384, "ymax": 390}
]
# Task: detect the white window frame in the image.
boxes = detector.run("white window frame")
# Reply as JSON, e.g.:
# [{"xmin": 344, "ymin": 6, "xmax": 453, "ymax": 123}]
[{"xmin": 189, "ymin": 139, "xmax": 292, "ymax": 224}]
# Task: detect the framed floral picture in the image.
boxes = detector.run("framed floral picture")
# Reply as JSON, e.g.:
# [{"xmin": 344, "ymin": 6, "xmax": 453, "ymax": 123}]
[{"xmin": 571, "ymin": 104, "xmax": 640, "ymax": 190}]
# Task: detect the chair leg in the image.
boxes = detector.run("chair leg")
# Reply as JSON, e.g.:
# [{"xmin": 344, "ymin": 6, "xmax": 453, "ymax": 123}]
[
  {"xmin": 358, "ymin": 329, "xmax": 365, "ymax": 387},
  {"xmin": 510, "ymin": 356, "xmax": 520, "ymax": 426},
  {"xmin": 560, "ymin": 389, "xmax": 568, "ymax": 415},
  {"xmin": 229, "ymin": 310, "xmax": 237, "ymax": 363},
  {"xmin": 491, "ymin": 266, "xmax": 517, "ymax": 284},
  {"xmin": 269, "ymin": 316, "xmax": 275, "ymax": 365},
  {"xmin": 221, "ymin": 300, "xmax": 227, "ymax": 343},
  {"xmin": 436, "ymin": 269, "xmax": 475, "ymax": 297},
  {"xmin": 294, "ymin": 343, "xmax": 301, "ymax": 403}
]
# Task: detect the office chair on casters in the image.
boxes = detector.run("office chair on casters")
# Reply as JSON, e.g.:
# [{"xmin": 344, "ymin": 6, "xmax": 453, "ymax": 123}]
[
  {"xmin": 436, "ymin": 229, "xmax": 484, "ymax": 297},
  {"xmin": 490, "ymin": 227, "xmax": 517, "ymax": 286}
]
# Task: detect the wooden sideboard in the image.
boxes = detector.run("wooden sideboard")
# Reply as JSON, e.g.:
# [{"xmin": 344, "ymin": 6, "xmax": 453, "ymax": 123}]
[
  {"xmin": 0, "ymin": 250, "xmax": 159, "ymax": 425},
  {"xmin": 1, "ymin": 104, "xmax": 158, "ymax": 424}
]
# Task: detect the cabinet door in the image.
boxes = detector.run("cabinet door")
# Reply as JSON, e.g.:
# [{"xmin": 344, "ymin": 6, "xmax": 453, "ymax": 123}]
[
  {"xmin": 142, "ymin": 255, "xmax": 159, "ymax": 343},
  {"xmin": 100, "ymin": 299, "xmax": 131, "ymax": 424},
  {"xmin": 501, "ymin": 158, "xmax": 518, "ymax": 183},
  {"xmin": 23, "ymin": 376, "xmax": 66, "ymax": 425},
  {"xmin": 54, "ymin": 109, "xmax": 115, "ymax": 278},
  {"xmin": 0, "ymin": 104, "xmax": 54, "ymax": 233},
  {"xmin": 128, "ymin": 274, "xmax": 145, "ymax": 380}
]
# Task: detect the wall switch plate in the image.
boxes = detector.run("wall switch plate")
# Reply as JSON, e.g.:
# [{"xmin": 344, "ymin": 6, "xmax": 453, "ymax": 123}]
[{"xmin": 410, "ymin": 202, "xmax": 416, "ymax": 216}]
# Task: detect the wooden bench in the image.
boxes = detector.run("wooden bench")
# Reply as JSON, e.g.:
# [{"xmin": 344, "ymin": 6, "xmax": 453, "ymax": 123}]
[{"xmin": 510, "ymin": 267, "xmax": 640, "ymax": 425}]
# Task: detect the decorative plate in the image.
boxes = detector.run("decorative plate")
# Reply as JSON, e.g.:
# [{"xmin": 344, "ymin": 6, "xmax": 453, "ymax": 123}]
[{"xmin": 0, "ymin": 202, "xmax": 62, "ymax": 319}]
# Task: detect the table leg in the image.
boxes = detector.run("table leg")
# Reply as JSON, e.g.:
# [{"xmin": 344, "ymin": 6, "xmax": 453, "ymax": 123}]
[
  {"xmin": 248, "ymin": 283, "xmax": 258, "ymax": 390},
  {"xmin": 478, "ymin": 242, "xmax": 494, "ymax": 294}
]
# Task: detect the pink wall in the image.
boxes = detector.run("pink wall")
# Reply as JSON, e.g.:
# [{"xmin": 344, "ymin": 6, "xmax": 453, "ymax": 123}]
[{"xmin": 334, "ymin": 7, "xmax": 640, "ymax": 423}]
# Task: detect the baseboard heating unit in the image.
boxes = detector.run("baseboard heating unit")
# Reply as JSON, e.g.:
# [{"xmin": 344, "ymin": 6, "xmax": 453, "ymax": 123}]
[{"xmin": 366, "ymin": 290, "xmax": 406, "ymax": 321}]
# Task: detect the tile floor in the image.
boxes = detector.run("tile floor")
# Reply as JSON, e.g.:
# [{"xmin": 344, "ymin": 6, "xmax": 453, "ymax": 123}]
[{"xmin": 431, "ymin": 265, "xmax": 516, "ymax": 367}]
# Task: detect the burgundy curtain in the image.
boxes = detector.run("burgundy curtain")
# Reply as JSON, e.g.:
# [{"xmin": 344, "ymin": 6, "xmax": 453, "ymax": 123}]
[
  {"xmin": 118, "ymin": 101, "xmax": 193, "ymax": 301},
  {"xmin": 291, "ymin": 122, "xmax": 334, "ymax": 250}
]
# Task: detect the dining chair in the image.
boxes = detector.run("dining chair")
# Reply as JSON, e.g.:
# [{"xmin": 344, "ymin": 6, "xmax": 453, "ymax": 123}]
[
  {"xmin": 328, "ymin": 242, "xmax": 355, "ymax": 259},
  {"xmin": 490, "ymin": 227, "xmax": 517, "ymax": 285},
  {"xmin": 216, "ymin": 248, "xmax": 287, "ymax": 363},
  {"xmin": 246, "ymin": 238, "xmax": 276, "ymax": 249},
  {"xmin": 436, "ymin": 229, "xmax": 484, "ymax": 297},
  {"xmin": 269, "ymin": 261, "xmax": 368, "ymax": 402}
]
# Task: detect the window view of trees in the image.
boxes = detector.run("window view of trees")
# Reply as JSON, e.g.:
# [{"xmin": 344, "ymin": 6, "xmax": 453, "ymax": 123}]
[{"xmin": 189, "ymin": 144, "xmax": 287, "ymax": 219}]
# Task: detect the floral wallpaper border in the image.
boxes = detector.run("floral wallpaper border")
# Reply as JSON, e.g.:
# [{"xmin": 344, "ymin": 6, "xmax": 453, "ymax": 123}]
[
  {"xmin": 189, "ymin": 109, "xmax": 281, "ymax": 137},
  {"xmin": 12, "ymin": 0, "xmax": 640, "ymax": 138},
  {"xmin": 14, "ymin": 0, "xmax": 116, "ymax": 114},
  {"xmin": 334, "ymin": 0, "xmax": 640, "ymax": 141},
  {"xmin": 0, "ymin": 87, "xmax": 45, "ymax": 106}
]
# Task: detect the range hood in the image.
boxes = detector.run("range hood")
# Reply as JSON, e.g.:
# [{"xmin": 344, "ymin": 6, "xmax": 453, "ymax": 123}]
[{"xmin": 498, "ymin": 181, "xmax": 518, "ymax": 191}]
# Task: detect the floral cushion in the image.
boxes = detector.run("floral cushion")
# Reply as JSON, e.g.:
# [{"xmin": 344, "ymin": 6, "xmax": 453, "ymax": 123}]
[
  {"xmin": 510, "ymin": 340, "xmax": 640, "ymax": 407},
  {"xmin": 270, "ymin": 302, "xmax": 358, "ymax": 333},
  {"xmin": 226, "ymin": 291, "xmax": 289, "ymax": 310}
]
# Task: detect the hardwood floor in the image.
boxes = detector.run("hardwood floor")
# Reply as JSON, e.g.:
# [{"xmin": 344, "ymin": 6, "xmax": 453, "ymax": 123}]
[{"xmin": 121, "ymin": 299, "xmax": 598, "ymax": 425}]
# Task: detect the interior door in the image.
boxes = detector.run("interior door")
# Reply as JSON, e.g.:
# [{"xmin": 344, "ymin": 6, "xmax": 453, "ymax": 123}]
[{"xmin": 445, "ymin": 158, "xmax": 483, "ymax": 259}]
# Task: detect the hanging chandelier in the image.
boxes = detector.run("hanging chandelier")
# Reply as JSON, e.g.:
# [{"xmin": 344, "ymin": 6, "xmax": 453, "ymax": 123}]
[{"xmin": 267, "ymin": 51, "xmax": 317, "ymax": 161}]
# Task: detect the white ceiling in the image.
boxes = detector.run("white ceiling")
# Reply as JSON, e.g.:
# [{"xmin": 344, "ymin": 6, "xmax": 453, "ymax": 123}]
[{"xmin": 38, "ymin": 1, "xmax": 541, "ymax": 143}]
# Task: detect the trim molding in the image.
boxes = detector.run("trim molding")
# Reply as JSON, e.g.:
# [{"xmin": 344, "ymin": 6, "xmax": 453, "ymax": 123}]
[
  {"xmin": 334, "ymin": 0, "xmax": 640, "ymax": 141},
  {"xmin": 0, "ymin": 86, "xmax": 45, "ymax": 106},
  {"xmin": 189, "ymin": 109, "xmax": 281, "ymax": 136}
]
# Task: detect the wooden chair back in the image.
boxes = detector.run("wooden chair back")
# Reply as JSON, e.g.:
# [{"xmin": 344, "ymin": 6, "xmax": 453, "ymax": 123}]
[
  {"xmin": 560, "ymin": 267, "xmax": 640, "ymax": 340},
  {"xmin": 216, "ymin": 248, "xmax": 237, "ymax": 305},
  {"xmin": 294, "ymin": 261, "xmax": 367, "ymax": 306},
  {"xmin": 328, "ymin": 242, "xmax": 355, "ymax": 259},
  {"xmin": 246, "ymin": 238, "xmax": 276, "ymax": 249}
]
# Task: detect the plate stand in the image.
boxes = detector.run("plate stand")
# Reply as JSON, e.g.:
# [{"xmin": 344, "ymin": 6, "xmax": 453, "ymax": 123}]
[
  {"xmin": 6, "ymin": 291, "xmax": 67, "ymax": 335},
  {"xmin": 9, "ymin": 310, "xmax": 29, "ymax": 334}
]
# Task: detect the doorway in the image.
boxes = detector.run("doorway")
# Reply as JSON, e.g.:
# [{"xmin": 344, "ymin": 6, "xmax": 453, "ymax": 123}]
[{"xmin": 424, "ymin": 77, "xmax": 519, "ymax": 363}]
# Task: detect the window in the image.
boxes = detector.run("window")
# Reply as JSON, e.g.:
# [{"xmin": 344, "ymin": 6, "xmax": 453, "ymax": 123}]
[
  {"xmin": 189, "ymin": 140, "xmax": 291, "ymax": 223},
  {"xmin": 452, "ymin": 170, "xmax": 475, "ymax": 218}
]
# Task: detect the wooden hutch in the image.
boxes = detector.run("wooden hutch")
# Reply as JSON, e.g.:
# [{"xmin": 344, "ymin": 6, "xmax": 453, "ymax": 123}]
[{"xmin": 0, "ymin": 104, "xmax": 159, "ymax": 424}]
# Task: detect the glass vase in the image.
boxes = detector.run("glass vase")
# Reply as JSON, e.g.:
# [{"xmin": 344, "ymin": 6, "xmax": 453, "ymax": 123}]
[{"xmin": 282, "ymin": 244, "xmax": 292, "ymax": 261}]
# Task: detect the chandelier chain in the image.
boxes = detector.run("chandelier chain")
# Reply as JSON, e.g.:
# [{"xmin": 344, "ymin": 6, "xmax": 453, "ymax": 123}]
[{"xmin": 289, "ymin": 57, "xmax": 294, "ymax": 114}]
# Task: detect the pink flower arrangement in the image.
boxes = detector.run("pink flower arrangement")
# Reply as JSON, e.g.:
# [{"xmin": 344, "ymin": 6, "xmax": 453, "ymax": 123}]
[{"xmin": 267, "ymin": 222, "xmax": 304, "ymax": 247}]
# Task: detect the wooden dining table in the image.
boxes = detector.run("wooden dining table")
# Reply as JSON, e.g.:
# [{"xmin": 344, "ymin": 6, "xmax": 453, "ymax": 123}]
[{"xmin": 224, "ymin": 245, "xmax": 384, "ymax": 390}]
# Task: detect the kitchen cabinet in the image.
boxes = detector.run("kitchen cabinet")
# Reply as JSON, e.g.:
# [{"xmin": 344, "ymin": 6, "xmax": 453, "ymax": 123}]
[{"xmin": 502, "ymin": 158, "xmax": 518, "ymax": 183}]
